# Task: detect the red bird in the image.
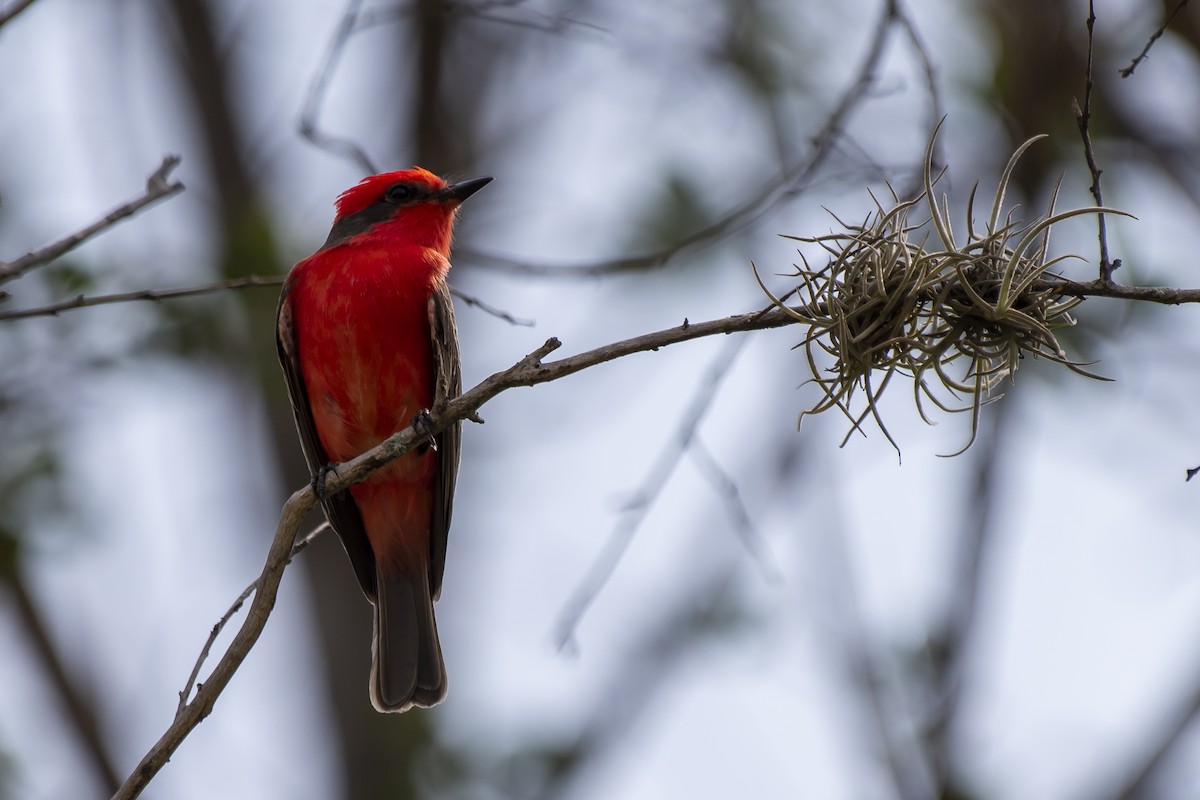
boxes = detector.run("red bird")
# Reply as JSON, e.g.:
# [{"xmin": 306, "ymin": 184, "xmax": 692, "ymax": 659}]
[{"xmin": 276, "ymin": 168, "xmax": 490, "ymax": 712}]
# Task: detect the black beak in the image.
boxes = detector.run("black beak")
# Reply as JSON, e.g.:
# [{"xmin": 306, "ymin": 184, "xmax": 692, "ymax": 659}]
[{"xmin": 441, "ymin": 176, "xmax": 492, "ymax": 204}]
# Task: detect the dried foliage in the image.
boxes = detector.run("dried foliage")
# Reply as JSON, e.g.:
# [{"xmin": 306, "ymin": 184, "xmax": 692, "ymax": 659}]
[{"xmin": 757, "ymin": 123, "xmax": 1133, "ymax": 455}]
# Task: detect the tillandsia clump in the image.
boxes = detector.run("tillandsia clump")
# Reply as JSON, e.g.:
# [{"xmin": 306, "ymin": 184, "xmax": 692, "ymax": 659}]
[{"xmin": 756, "ymin": 122, "xmax": 1132, "ymax": 456}]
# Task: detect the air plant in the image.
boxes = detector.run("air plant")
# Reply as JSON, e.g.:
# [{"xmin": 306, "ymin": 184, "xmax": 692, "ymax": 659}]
[{"xmin": 756, "ymin": 121, "xmax": 1133, "ymax": 455}]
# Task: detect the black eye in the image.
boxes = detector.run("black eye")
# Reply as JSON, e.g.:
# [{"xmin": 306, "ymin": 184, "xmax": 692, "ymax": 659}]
[{"xmin": 385, "ymin": 183, "xmax": 415, "ymax": 203}]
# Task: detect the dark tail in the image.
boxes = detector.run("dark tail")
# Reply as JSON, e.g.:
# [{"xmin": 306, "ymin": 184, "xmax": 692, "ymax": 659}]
[{"xmin": 369, "ymin": 567, "xmax": 446, "ymax": 712}]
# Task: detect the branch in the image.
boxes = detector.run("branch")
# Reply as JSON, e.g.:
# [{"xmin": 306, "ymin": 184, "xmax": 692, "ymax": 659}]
[
  {"xmin": 297, "ymin": 0, "xmax": 378, "ymax": 174},
  {"xmin": 1120, "ymin": 0, "xmax": 1191, "ymax": 78},
  {"xmin": 1048, "ymin": 278, "xmax": 1200, "ymax": 305},
  {"xmin": 357, "ymin": 0, "xmax": 607, "ymax": 37},
  {"xmin": 0, "ymin": 275, "xmax": 282, "ymax": 323},
  {"xmin": 0, "ymin": 274, "xmax": 532, "ymax": 326},
  {"xmin": 0, "ymin": 157, "xmax": 184, "ymax": 287},
  {"xmin": 175, "ymin": 523, "xmax": 331, "ymax": 718},
  {"xmin": 1073, "ymin": 0, "xmax": 1116, "ymax": 282},
  {"xmin": 0, "ymin": 0, "xmax": 38, "ymax": 29},
  {"xmin": 922, "ymin": 395, "xmax": 1015, "ymax": 795},
  {"xmin": 10, "ymin": 564, "xmax": 121, "ymax": 793},
  {"xmin": 113, "ymin": 304, "xmax": 796, "ymax": 799},
  {"xmin": 459, "ymin": 0, "xmax": 905, "ymax": 279},
  {"xmin": 112, "ymin": 257, "xmax": 1200, "ymax": 796},
  {"xmin": 1103, "ymin": 648, "xmax": 1200, "ymax": 800},
  {"xmin": 551, "ymin": 335, "xmax": 754, "ymax": 651}
]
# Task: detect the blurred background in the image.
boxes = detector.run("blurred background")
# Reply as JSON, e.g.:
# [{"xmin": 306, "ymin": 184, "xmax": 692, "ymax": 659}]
[{"xmin": 2, "ymin": 0, "xmax": 1199, "ymax": 798}]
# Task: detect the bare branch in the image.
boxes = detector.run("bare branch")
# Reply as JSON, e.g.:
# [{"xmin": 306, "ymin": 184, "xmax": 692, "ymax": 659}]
[
  {"xmin": 10, "ymin": 564, "xmax": 121, "ymax": 794},
  {"xmin": 113, "ymin": 476, "xmax": 318, "ymax": 799},
  {"xmin": 110, "ymin": 261, "xmax": 1200, "ymax": 796},
  {"xmin": 0, "ymin": 0, "xmax": 39, "ymax": 29},
  {"xmin": 687, "ymin": 437, "xmax": 779, "ymax": 580},
  {"xmin": 0, "ymin": 157, "xmax": 184, "ymax": 287},
  {"xmin": 1047, "ymin": 278, "xmax": 1200, "ymax": 305},
  {"xmin": 113, "ymin": 306, "xmax": 797, "ymax": 799},
  {"xmin": 0, "ymin": 274, "xmax": 531, "ymax": 326},
  {"xmin": 922, "ymin": 395, "xmax": 1015, "ymax": 795},
  {"xmin": 358, "ymin": 0, "xmax": 607, "ymax": 37},
  {"xmin": 461, "ymin": 0, "xmax": 906, "ymax": 279},
  {"xmin": 297, "ymin": 0, "xmax": 378, "ymax": 174},
  {"xmin": 448, "ymin": 285, "xmax": 535, "ymax": 326},
  {"xmin": 1120, "ymin": 0, "xmax": 1191, "ymax": 78},
  {"xmin": 175, "ymin": 523, "xmax": 331, "ymax": 718},
  {"xmin": 1073, "ymin": 1, "xmax": 1116, "ymax": 282},
  {"xmin": 894, "ymin": 0, "xmax": 946, "ymax": 194},
  {"xmin": 0, "ymin": 275, "xmax": 283, "ymax": 323}
]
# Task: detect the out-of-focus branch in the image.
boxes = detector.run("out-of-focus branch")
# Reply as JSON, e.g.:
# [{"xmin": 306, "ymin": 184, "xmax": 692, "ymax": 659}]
[
  {"xmin": 1120, "ymin": 0, "xmax": 1191, "ymax": 78},
  {"xmin": 0, "ymin": 157, "xmax": 184, "ymax": 286},
  {"xmin": 460, "ymin": 0, "xmax": 908, "ymax": 279},
  {"xmin": 922, "ymin": 394, "xmax": 1014, "ymax": 796},
  {"xmin": 297, "ymin": 0, "xmax": 378, "ymax": 174},
  {"xmin": 551, "ymin": 335, "xmax": 751, "ymax": 652},
  {"xmin": 0, "ymin": 274, "xmax": 533, "ymax": 326},
  {"xmin": 687, "ymin": 437, "xmax": 777, "ymax": 579},
  {"xmin": 815, "ymin": 459, "xmax": 932, "ymax": 800},
  {"xmin": 0, "ymin": 275, "xmax": 282, "ymax": 322},
  {"xmin": 0, "ymin": 0, "xmax": 38, "ymax": 29},
  {"xmin": 1101, "ymin": 650, "xmax": 1200, "ymax": 800},
  {"xmin": 533, "ymin": 573, "xmax": 741, "ymax": 800},
  {"xmin": 8, "ymin": 565, "xmax": 121, "ymax": 794},
  {"xmin": 896, "ymin": 0, "xmax": 944, "ymax": 136},
  {"xmin": 357, "ymin": 0, "xmax": 606, "ymax": 37}
]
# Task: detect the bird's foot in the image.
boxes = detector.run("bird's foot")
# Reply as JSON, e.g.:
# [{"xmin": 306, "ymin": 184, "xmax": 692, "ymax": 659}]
[
  {"xmin": 312, "ymin": 462, "xmax": 338, "ymax": 500},
  {"xmin": 412, "ymin": 409, "xmax": 438, "ymax": 454}
]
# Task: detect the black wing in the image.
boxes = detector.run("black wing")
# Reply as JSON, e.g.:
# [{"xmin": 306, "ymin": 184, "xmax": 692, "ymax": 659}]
[
  {"xmin": 427, "ymin": 277, "xmax": 462, "ymax": 600},
  {"xmin": 276, "ymin": 275, "xmax": 379, "ymax": 601}
]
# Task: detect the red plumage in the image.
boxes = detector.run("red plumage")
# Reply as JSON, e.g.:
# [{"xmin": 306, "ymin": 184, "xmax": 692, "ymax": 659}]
[{"xmin": 276, "ymin": 168, "xmax": 489, "ymax": 712}]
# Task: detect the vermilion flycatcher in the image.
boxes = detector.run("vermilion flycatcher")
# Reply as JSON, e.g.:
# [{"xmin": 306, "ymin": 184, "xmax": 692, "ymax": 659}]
[{"xmin": 276, "ymin": 168, "xmax": 489, "ymax": 712}]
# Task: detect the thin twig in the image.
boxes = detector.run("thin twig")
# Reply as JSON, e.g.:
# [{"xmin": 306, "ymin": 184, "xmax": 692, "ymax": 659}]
[
  {"xmin": 1073, "ymin": 0, "xmax": 1115, "ymax": 282},
  {"xmin": 0, "ymin": 275, "xmax": 283, "ymax": 322},
  {"xmin": 0, "ymin": 274, "xmax": 532, "ymax": 326},
  {"xmin": 0, "ymin": 157, "xmax": 184, "ymax": 286},
  {"xmin": 449, "ymin": 286, "xmax": 535, "ymax": 326},
  {"xmin": 1120, "ymin": 0, "xmax": 1191, "ymax": 78},
  {"xmin": 175, "ymin": 523, "xmax": 331, "ymax": 718},
  {"xmin": 297, "ymin": 0, "xmax": 378, "ymax": 174},
  {"xmin": 0, "ymin": 0, "xmax": 38, "ymax": 29},
  {"xmin": 894, "ymin": 0, "xmax": 946, "ymax": 197}
]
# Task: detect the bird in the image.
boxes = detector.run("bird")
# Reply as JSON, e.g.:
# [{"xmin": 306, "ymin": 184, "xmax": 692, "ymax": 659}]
[{"xmin": 276, "ymin": 167, "xmax": 490, "ymax": 712}]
